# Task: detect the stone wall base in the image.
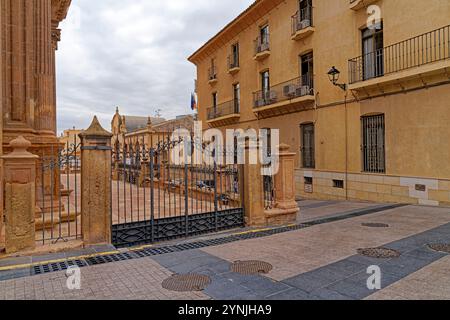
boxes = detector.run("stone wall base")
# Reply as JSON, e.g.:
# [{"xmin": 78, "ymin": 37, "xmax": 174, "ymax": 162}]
[
  {"xmin": 265, "ymin": 208, "xmax": 299, "ymax": 226},
  {"xmin": 296, "ymin": 169, "xmax": 450, "ymax": 206}
]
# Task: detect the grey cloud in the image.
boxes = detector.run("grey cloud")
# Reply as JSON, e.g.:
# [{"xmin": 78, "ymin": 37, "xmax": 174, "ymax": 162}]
[{"xmin": 56, "ymin": 0, "xmax": 254, "ymax": 133}]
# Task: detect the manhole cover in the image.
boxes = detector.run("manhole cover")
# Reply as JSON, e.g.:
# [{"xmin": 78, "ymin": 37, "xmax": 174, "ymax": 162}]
[
  {"xmin": 357, "ymin": 247, "xmax": 401, "ymax": 259},
  {"xmin": 362, "ymin": 223, "xmax": 390, "ymax": 228},
  {"xmin": 428, "ymin": 244, "xmax": 450, "ymax": 254},
  {"xmin": 231, "ymin": 260, "xmax": 273, "ymax": 275},
  {"xmin": 162, "ymin": 274, "xmax": 211, "ymax": 292}
]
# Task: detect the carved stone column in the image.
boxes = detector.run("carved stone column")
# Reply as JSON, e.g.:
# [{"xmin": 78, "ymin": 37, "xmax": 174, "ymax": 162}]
[
  {"xmin": 79, "ymin": 117, "xmax": 113, "ymax": 246},
  {"xmin": 2, "ymin": 136, "xmax": 39, "ymax": 254}
]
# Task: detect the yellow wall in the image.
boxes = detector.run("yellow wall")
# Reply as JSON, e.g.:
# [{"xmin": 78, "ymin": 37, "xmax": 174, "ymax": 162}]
[{"xmin": 190, "ymin": 0, "xmax": 450, "ymax": 206}]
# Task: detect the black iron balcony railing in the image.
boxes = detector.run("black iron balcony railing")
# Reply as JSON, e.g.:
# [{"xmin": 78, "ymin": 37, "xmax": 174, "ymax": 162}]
[
  {"xmin": 208, "ymin": 66, "xmax": 217, "ymax": 81},
  {"xmin": 254, "ymin": 34, "xmax": 270, "ymax": 55},
  {"xmin": 253, "ymin": 73, "xmax": 314, "ymax": 108},
  {"xmin": 291, "ymin": 6, "xmax": 313, "ymax": 35},
  {"xmin": 228, "ymin": 54, "xmax": 240, "ymax": 70},
  {"xmin": 207, "ymin": 99, "xmax": 240, "ymax": 120},
  {"xmin": 349, "ymin": 25, "xmax": 450, "ymax": 84}
]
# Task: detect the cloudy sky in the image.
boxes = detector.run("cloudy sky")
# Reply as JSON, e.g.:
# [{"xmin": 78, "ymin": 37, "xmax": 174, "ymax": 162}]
[{"xmin": 56, "ymin": 0, "xmax": 254, "ymax": 133}]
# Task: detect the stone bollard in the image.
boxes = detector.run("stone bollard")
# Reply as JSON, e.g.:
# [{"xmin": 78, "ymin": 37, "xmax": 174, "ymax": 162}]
[
  {"xmin": 267, "ymin": 144, "xmax": 299, "ymax": 225},
  {"xmin": 1, "ymin": 136, "xmax": 38, "ymax": 254},
  {"xmin": 79, "ymin": 117, "xmax": 113, "ymax": 246}
]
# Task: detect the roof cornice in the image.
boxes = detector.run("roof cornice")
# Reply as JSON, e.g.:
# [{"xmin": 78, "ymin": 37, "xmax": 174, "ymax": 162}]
[
  {"xmin": 51, "ymin": 0, "xmax": 72, "ymax": 24},
  {"xmin": 188, "ymin": 0, "xmax": 283, "ymax": 64}
]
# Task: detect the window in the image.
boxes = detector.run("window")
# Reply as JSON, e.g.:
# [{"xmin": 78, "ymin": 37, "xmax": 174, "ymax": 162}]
[
  {"xmin": 233, "ymin": 83, "xmax": 240, "ymax": 113},
  {"xmin": 261, "ymin": 70, "xmax": 270, "ymax": 100},
  {"xmin": 261, "ymin": 128, "xmax": 272, "ymax": 160},
  {"xmin": 333, "ymin": 180, "xmax": 344, "ymax": 189},
  {"xmin": 209, "ymin": 58, "xmax": 217, "ymax": 80},
  {"xmin": 301, "ymin": 123, "xmax": 315, "ymax": 168},
  {"xmin": 212, "ymin": 92, "xmax": 218, "ymax": 110},
  {"xmin": 301, "ymin": 52, "xmax": 314, "ymax": 89},
  {"xmin": 362, "ymin": 23, "xmax": 384, "ymax": 80},
  {"xmin": 231, "ymin": 43, "xmax": 240, "ymax": 68},
  {"xmin": 260, "ymin": 25, "xmax": 269, "ymax": 45},
  {"xmin": 299, "ymin": 0, "xmax": 313, "ymax": 24},
  {"xmin": 362, "ymin": 114, "xmax": 385, "ymax": 173}
]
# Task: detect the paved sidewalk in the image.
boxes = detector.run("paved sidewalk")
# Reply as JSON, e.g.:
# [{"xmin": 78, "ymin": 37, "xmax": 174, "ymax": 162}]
[{"xmin": 0, "ymin": 201, "xmax": 449, "ymax": 300}]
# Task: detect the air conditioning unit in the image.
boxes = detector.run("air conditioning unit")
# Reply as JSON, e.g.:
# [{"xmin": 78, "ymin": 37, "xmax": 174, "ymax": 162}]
[
  {"xmin": 283, "ymin": 84, "xmax": 297, "ymax": 97},
  {"xmin": 300, "ymin": 19, "xmax": 311, "ymax": 29}
]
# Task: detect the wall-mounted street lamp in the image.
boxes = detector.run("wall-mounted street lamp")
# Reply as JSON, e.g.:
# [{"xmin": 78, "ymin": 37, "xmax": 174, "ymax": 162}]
[{"xmin": 327, "ymin": 66, "xmax": 347, "ymax": 91}]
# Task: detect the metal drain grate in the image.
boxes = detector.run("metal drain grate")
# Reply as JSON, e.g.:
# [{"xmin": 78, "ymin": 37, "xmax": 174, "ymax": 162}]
[
  {"xmin": 357, "ymin": 247, "xmax": 401, "ymax": 259},
  {"xmin": 427, "ymin": 244, "xmax": 450, "ymax": 254},
  {"xmin": 32, "ymin": 260, "xmax": 87, "ymax": 275},
  {"xmin": 162, "ymin": 274, "xmax": 211, "ymax": 292},
  {"xmin": 362, "ymin": 223, "xmax": 390, "ymax": 228},
  {"xmin": 231, "ymin": 260, "xmax": 273, "ymax": 275},
  {"xmin": 85, "ymin": 252, "xmax": 136, "ymax": 266}
]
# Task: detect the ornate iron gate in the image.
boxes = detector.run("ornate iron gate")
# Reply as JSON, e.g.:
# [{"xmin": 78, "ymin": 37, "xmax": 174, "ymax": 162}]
[
  {"xmin": 38, "ymin": 139, "xmax": 82, "ymax": 245},
  {"xmin": 111, "ymin": 137, "xmax": 245, "ymax": 248}
]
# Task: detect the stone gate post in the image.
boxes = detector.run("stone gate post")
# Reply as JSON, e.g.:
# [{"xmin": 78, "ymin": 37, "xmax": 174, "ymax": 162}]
[
  {"xmin": 266, "ymin": 144, "xmax": 299, "ymax": 225},
  {"xmin": 1, "ymin": 136, "xmax": 38, "ymax": 254},
  {"xmin": 242, "ymin": 143, "xmax": 265, "ymax": 226},
  {"xmin": 79, "ymin": 117, "xmax": 113, "ymax": 246}
]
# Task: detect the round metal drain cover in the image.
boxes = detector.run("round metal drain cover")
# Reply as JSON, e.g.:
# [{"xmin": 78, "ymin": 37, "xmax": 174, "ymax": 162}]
[
  {"xmin": 428, "ymin": 244, "xmax": 450, "ymax": 254},
  {"xmin": 362, "ymin": 223, "xmax": 390, "ymax": 228},
  {"xmin": 357, "ymin": 247, "xmax": 401, "ymax": 259},
  {"xmin": 231, "ymin": 260, "xmax": 273, "ymax": 275},
  {"xmin": 162, "ymin": 274, "xmax": 211, "ymax": 292}
]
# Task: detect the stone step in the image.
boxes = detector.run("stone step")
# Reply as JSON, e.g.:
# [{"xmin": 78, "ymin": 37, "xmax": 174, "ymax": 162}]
[{"xmin": 35, "ymin": 211, "xmax": 80, "ymax": 231}]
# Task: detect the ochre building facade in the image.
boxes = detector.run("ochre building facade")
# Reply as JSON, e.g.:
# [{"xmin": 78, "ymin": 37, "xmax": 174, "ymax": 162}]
[{"xmin": 189, "ymin": 0, "xmax": 450, "ymax": 207}]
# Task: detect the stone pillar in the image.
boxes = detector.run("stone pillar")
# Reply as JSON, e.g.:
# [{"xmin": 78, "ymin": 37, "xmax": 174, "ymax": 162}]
[
  {"xmin": 1, "ymin": 136, "xmax": 38, "ymax": 254},
  {"xmin": 242, "ymin": 145, "xmax": 265, "ymax": 226},
  {"xmin": 266, "ymin": 144, "xmax": 299, "ymax": 225},
  {"xmin": 0, "ymin": 1, "xmax": 4, "ymax": 249},
  {"xmin": 79, "ymin": 117, "xmax": 113, "ymax": 246}
]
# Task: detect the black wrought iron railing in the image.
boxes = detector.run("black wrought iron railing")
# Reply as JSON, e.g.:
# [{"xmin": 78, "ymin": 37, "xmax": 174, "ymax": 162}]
[
  {"xmin": 254, "ymin": 34, "xmax": 270, "ymax": 55},
  {"xmin": 207, "ymin": 99, "xmax": 240, "ymax": 120},
  {"xmin": 349, "ymin": 25, "xmax": 450, "ymax": 84},
  {"xmin": 228, "ymin": 54, "xmax": 240, "ymax": 70},
  {"xmin": 291, "ymin": 6, "xmax": 313, "ymax": 35},
  {"xmin": 253, "ymin": 73, "xmax": 314, "ymax": 109}
]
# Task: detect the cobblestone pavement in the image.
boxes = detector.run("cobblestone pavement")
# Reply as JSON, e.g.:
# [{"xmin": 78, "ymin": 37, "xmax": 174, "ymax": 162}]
[{"xmin": 1, "ymin": 201, "xmax": 449, "ymax": 300}]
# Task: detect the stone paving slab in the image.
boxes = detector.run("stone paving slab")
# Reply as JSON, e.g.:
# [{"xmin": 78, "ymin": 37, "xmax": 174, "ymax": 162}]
[
  {"xmin": 0, "ymin": 258, "xmax": 208, "ymax": 300},
  {"xmin": 202, "ymin": 205, "xmax": 450, "ymax": 281},
  {"xmin": 1, "ymin": 202, "xmax": 449, "ymax": 300},
  {"xmin": 366, "ymin": 256, "xmax": 450, "ymax": 300}
]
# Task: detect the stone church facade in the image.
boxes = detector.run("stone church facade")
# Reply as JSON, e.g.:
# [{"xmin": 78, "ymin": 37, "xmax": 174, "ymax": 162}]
[{"xmin": 0, "ymin": 0, "xmax": 71, "ymax": 248}]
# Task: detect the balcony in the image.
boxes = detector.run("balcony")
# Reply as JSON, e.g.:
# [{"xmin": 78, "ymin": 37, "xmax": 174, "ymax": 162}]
[
  {"xmin": 348, "ymin": 25, "xmax": 450, "ymax": 93},
  {"xmin": 291, "ymin": 6, "xmax": 314, "ymax": 41},
  {"xmin": 207, "ymin": 99, "xmax": 240, "ymax": 127},
  {"xmin": 228, "ymin": 54, "xmax": 240, "ymax": 75},
  {"xmin": 349, "ymin": 0, "xmax": 379, "ymax": 11},
  {"xmin": 253, "ymin": 73, "xmax": 315, "ymax": 119},
  {"xmin": 254, "ymin": 35, "xmax": 270, "ymax": 61},
  {"xmin": 208, "ymin": 67, "xmax": 217, "ymax": 85}
]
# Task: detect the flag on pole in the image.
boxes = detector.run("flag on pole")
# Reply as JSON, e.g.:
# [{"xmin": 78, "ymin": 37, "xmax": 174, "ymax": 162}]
[{"xmin": 190, "ymin": 92, "xmax": 197, "ymax": 111}]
